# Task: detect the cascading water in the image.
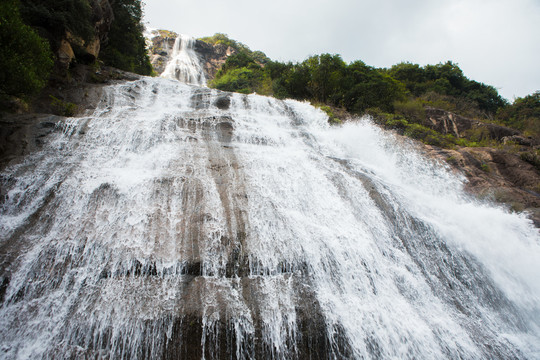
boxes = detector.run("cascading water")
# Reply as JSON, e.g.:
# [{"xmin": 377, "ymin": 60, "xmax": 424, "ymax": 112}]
[
  {"xmin": 0, "ymin": 75, "xmax": 539, "ymax": 359},
  {"xmin": 160, "ymin": 34, "xmax": 206, "ymax": 85}
]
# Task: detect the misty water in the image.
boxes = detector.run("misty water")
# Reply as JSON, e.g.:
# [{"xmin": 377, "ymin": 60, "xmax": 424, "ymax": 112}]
[{"xmin": 1, "ymin": 36, "xmax": 540, "ymax": 359}]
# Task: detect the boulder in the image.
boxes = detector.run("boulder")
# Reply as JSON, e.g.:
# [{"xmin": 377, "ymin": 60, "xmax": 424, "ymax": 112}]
[{"xmin": 57, "ymin": 39, "xmax": 75, "ymax": 69}]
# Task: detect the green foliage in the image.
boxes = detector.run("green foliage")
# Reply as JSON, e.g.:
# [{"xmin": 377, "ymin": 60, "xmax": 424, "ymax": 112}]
[
  {"xmin": 388, "ymin": 61, "xmax": 507, "ymax": 115},
  {"xmin": 49, "ymin": 95, "xmax": 77, "ymax": 116},
  {"xmin": 217, "ymin": 52, "xmax": 259, "ymax": 75},
  {"xmin": 210, "ymin": 67, "xmax": 271, "ymax": 94},
  {"xmin": 202, "ymin": 34, "xmax": 274, "ymax": 94},
  {"xmin": 497, "ymin": 92, "xmax": 540, "ymax": 138},
  {"xmin": 100, "ymin": 0, "xmax": 152, "ymax": 75},
  {"xmin": 387, "ymin": 62, "xmax": 427, "ymax": 96},
  {"xmin": 206, "ymin": 35, "xmax": 520, "ymax": 148},
  {"xmin": 0, "ymin": 0, "xmax": 53, "ymax": 101},
  {"xmin": 19, "ymin": 0, "xmax": 94, "ymax": 43},
  {"xmin": 199, "ymin": 33, "xmax": 270, "ymax": 64},
  {"xmin": 369, "ymin": 108, "xmax": 459, "ymax": 148},
  {"xmin": 199, "ymin": 33, "xmax": 250, "ymax": 53},
  {"xmin": 304, "ymin": 54, "xmax": 347, "ymax": 103},
  {"xmin": 393, "ymin": 99, "xmax": 426, "ymax": 123},
  {"xmin": 342, "ymin": 61, "xmax": 407, "ymax": 113},
  {"xmin": 319, "ymin": 105, "xmax": 341, "ymax": 125}
]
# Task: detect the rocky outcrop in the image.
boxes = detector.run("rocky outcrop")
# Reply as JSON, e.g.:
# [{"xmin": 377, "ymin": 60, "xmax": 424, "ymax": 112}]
[
  {"xmin": 425, "ymin": 145, "xmax": 540, "ymax": 226},
  {"xmin": 55, "ymin": 0, "xmax": 114, "ymax": 69},
  {"xmin": 146, "ymin": 30, "xmax": 236, "ymax": 79},
  {"xmin": 194, "ymin": 40, "xmax": 237, "ymax": 79},
  {"xmin": 146, "ymin": 30, "xmax": 178, "ymax": 74},
  {"xmin": 1, "ymin": 65, "xmax": 141, "ymax": 169},
  {"xmin": 424, "ymin": 107, "xmax": 519, "ymax": 141}
]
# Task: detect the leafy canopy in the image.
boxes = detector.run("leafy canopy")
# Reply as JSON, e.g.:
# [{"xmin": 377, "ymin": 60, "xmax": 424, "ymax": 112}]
[{"xmin": 0, "ymin": 0, "xmax": 53, "ymax": 100}]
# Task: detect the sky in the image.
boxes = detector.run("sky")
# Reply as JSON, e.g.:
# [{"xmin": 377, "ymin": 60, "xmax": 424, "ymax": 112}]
[{"xmin": 143, "ymin": 0, "xmax": 540, "ymax": 101}]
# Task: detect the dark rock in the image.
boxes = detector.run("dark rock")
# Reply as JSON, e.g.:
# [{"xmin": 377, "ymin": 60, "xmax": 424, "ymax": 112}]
[
  {"xmin": 214, "ymin": 95, "xmax": 231, "ymax": 110},
  {"xmin": 0, "ymin": 114, "xmax": 63, "ymax": 169}
]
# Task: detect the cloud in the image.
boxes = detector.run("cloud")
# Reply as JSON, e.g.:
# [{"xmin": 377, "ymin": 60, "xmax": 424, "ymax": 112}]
[{"xmin": 144, "ymin": 0, "xmax": 540, "ymax": 100}]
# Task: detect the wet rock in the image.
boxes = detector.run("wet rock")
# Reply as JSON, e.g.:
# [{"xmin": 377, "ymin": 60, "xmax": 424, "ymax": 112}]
[
  {"xmin": 214, "ymin": 95, "xmax": 231, "ymax": 110},
  {"xmin": 146, "ymin": 31, "xmax": 237, "ymax": 80},
  {"xmin": 424, "ymin": 145, "xmax": 540, "ymax": 226}
]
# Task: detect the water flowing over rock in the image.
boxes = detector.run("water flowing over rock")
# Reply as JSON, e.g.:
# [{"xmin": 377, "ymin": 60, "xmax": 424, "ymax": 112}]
[
  {"xmin": 146, "ymin": 30, "xmax": 235, "ymax": 80},
  {"xmin": 160, "ymin": 34, "xmax": 207, "ymax": 85},
  {"xmin": 1, "ymin": 77, "xmax": 540, "ymax": 359}
]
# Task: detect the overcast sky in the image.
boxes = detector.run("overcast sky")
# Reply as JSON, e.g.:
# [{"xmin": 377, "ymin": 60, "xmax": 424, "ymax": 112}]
[{"xmin": 144, "ymin": 0, "xmax": 539, "ymax": 101}]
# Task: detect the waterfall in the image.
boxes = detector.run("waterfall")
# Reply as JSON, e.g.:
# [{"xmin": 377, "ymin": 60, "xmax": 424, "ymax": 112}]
[
  {"xmin": 160, "ymin": 34, "xmax": 206, "ymax": 86},
  {"xmin": 0, "ymin": 77, "xmax": 539, "ymax": 359}
]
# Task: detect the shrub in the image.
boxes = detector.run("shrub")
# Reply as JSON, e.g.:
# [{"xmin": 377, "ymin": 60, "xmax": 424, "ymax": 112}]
[
  {"xmin": 393, "ymin": 99, "xmax": 426, "ymax": 124},
  {"xmin": 497, "ymin": 92, "xmax": 540, "ymax": 138},
  {"xmin": 210, "ymin": 67, "xmax": 270, "ymax": 94},
  {"xmin": 0, "ymin": 0, "xmax": 53, "ymax": 101},
  {"xmin": 50, "ymin": 95, "xmax": 77, "ymax": 116},
  {"xmin": 319, "ymin": 105, "xmax": 341, "ymax": 125}
]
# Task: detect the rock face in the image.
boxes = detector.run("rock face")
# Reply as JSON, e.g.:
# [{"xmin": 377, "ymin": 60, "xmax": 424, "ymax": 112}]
[
  {"xmin": 194, "ymin": 40, "xmax": 237, "ymax": 79},
  {"xmin": 425, "ymin": 145, "xmax": 540, "ymax": 226},
  {"xmin": 424, "ymin": 107, "xmax": 520, "ymax": 141},
  {"xmin": 55, "ymin": 0, "xmax": 114, "ymax": 69},
  {"xmin": 146, "ymin": 30, "xmax": 178, "ymax": 74},
  {"xmin": 146, "ymin": 30, "xmax": 236, "ymax": 80}
]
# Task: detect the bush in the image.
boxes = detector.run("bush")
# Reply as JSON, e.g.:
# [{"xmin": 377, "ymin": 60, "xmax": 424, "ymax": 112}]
[
  {"xmin": 210, "ymin": 67, "xmax": 270, "ymax": 94},
  {"xmin": 497, "ymin": 92, "xmax": 540, "ymax": 138},
  {"xmin": 393, "ymin": 99, "xmax": 426, "ymax": 123},
  {"xmin": 319, "ymin": 105, "xmax": 341, "ymax": 125},
  {"xmin": 50, "ymin": 95, "xmax": 77, "ymax": 116},
  {"xmin": 0, "ymin": 0, "xmax": 53, "ymax": 101}
]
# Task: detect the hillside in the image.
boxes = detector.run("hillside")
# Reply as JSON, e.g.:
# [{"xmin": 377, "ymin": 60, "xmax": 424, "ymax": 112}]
[{"xmin": 147, "ymin": 32, "xmax": 540, "ymax": 226}]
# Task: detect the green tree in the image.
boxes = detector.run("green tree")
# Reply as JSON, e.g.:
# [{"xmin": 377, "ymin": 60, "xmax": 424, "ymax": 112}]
[
  {"xmin": 100, "ymin": 0, "xmax": 152, "ymax": 75},
  {"xmin": 342, "ymin": 61, "xmax": 406, "ymax": 113},
  {"xmin": 387, "ymin": 62, "xmax": 427, "ymax": 96},
  {"xmin": 0, "ymin": 0, "xmax": 53, "ymax": 100},
  {"xmin": 304, "ymin": 54, "xmax": 346, "ymax": 104},
  {"xmin": 19, "ymin": 0, "xmax": 94, "ymax": 44}
]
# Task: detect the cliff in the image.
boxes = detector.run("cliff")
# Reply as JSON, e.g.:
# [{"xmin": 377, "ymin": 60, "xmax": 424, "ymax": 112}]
[
  {"xmin": 53, "ymin": 0, "xmax": 114, "ymax": 71},
  {"xmin": 146, "ymin": 30, "xmax": 237, "ymax": 79}
]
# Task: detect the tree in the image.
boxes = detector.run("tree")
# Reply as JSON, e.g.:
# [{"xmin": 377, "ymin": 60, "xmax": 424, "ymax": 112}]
[
  {"xmin": 0, "ymin": 0, "xmax": 53, "ymax": 100},
  {"xmin": 19, "ymin": 0, "xmax": 94, "ymax": 45},
  {"xmin": 304, "ymin": 54, "xmax": 346, "ymax": 104},
  {"xmin": 342, "ymin": 61, "xmax": 406, "ymax": 113},
  {"xmin": 100, "ymin": 0, "xmax": 152, "ymax": 75}
]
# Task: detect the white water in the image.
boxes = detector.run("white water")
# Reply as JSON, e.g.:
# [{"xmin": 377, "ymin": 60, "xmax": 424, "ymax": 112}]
[
  {"xmin": 0, "ymin": 77, "xmax": 539, "ymax": 359},
  {"xmin": 160, "ymin": 34, "xmax": 206, "ymax": 85}
]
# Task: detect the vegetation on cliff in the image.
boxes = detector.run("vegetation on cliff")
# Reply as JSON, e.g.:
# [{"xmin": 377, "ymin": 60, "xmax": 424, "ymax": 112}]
[
  {"xmin": 99, "ymin": 0, "xmax": 153, "ymax": 76},
  {"xmin": 0, "ymin": 0, "xmax": 152, "ymax": 111},
  {"xmin": 201, "ymin": 34, "xmax": 539, "ymax": 147},
  {"xmin": 19, "ymin": 0, "xmax": 95, "ymax": 43},
  {"xmin": 0, "ymin": 0, "xmax": 53, "ymax": 103}
]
